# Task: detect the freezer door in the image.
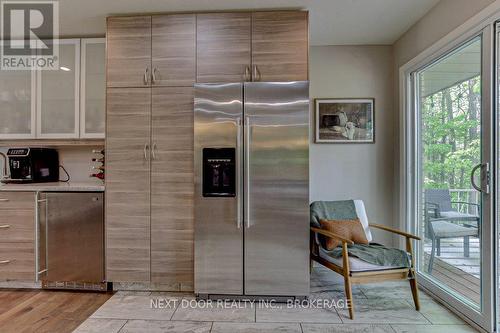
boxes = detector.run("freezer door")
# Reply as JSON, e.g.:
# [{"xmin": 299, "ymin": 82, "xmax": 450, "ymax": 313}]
[
  {"xmin": 43, "ymin": 192, "xmax": 104, "ymax": 283},
  {"xmin": 244, "ymin": 81, "xmax": 310, "ymax": 296},
  {"xmin": 194, "ymin": 83, "xmax": 244, "ymax": 295}
]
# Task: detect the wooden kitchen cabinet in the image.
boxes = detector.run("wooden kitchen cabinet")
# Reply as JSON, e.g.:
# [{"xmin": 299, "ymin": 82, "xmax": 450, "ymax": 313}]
[
  {"xmin": 196, "ymin": 13, "xmax": 251, "ymax": 83},
  {"xmin": 0, "ymin": 192, "xmax": 36, "ymax": 281},
  {"xmin": 107, "ymin": 16, "xmax": 152, "ymax": 88},
  {"xmin": 251, "ymin": 11, "xmax": 309, "ymax": 82},
  {"xmin": 151, "ymin": 87, "xmax": 194, "ymax": 289},
  {"xmin": 152, "ymin": 14, "xmax": 196, "ymax": 87},
  {"xmin": 106, "ymin": 88, "xmax": 151, "ymax": 282}
]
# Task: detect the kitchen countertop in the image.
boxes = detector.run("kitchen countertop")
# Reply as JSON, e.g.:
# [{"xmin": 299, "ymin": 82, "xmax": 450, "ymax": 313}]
[{"xmin": 0, "ymin": 181, "xmax": 105, "ymax": 192}]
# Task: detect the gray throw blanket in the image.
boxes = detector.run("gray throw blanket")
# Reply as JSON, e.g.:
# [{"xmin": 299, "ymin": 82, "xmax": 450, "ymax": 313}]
[
  {"xmin": 327, "ymin": 243, "xmax": 411, "ymax": 268},
  {"xmin": 310, "ymin": 200, "xmax": 357, "ymax": 228}
]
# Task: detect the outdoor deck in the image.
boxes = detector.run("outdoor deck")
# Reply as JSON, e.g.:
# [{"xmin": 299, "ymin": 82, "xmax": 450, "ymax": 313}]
[{"xmin": 423, "ymin": 237, "xmax": 480, "ymax": 304}]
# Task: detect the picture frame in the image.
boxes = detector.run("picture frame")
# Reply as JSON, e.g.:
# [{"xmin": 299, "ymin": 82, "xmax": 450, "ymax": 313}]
[{"xmin": 314, "ymin": 98, "xmax": 375, "ymax": 143}]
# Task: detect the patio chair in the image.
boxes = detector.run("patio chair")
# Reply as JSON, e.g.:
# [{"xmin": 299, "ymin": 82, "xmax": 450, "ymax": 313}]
[
  {"xmin": 310, "ymin": 200, "xmax": 421, "ymax": 320},
  {"xmin": 424, "ymin": 189, "xmax": 479, "ymax": 273}
]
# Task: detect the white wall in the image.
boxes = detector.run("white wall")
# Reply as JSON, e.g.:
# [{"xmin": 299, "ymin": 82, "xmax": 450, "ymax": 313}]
[{"xmin": 309, "ymin": 45, "xmax": 395, "ymax": 245}]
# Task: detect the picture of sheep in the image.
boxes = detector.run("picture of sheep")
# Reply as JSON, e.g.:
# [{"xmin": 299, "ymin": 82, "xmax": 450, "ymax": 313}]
[{"xmin": 314, "ymin": 98, "xmax": 374, "ymax": 143}]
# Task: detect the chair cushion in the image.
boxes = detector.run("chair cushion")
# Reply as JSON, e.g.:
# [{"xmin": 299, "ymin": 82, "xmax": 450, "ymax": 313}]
[
  {"xmin": 431, "ymin": 220, "xmax": 478, "ymax": 237},
  {"xmin": 319, "ymin": 247, "xmax": 405, "ymax": 272},
  {"xmin": 319, "ymin": 218, "xmax": 369, "ymax": 250}
]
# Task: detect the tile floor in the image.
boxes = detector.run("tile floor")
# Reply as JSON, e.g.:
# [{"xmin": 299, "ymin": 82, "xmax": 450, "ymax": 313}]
[{"xmin": 74, "ymin": 265, "xmax": 478, "ymax": 333}]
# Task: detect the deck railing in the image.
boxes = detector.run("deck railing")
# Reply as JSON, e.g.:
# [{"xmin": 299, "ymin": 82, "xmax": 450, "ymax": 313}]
[{"xmin": 449, "ymin": 188, "xmax": 480, "ymax": 215}]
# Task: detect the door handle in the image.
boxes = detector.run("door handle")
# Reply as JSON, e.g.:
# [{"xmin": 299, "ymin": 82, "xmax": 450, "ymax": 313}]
[
  {"xmin": 245, "ymin": 116, "xmax": 251, "ymax": 228},
  {"xmin": 471, "ymin": 162, "xmax": 490, "ymax": 194},
  {"xmin": 236, "ymin": 118, "xmax": 242, "ymax": 229},
  {"xmin": 144, "ymin": 67, "xmax": 149, "ymax": 85},
  {"xmin": 152, "ymin": 67, "xmax": 158, "ymax": 84},
  {"xmin": 0, "ymin": 260, "xmax": 10, "ymax": 264},
  {"xmin": 152, "ymin": 142, "xmax": 157, "ymax": 160},
  {"xmin": 244, "ymin": 66, "xmax": 251, "ymax": 82},
  {"xmin": 252, "ymin": 65, "xmax": 261, "ymax": 82},
  {"xmin": 0, "ymin": 225, "xmax": 10, "ymax": 229},
  {"xmin": 143, "ymin": 143, "xmax": 149, "ymax": 161},
  {"xmin": 0, "ymin": 198, "xmax": 9, "ymax": 202}
]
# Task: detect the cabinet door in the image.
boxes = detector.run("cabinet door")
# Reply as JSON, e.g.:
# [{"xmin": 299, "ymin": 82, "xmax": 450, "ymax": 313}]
[
  {"xmin": 81, "ymin": 38, "xmax": 105, "ymax": 138},
  {"xmin": 106, "ymin": 88, "xmax": 151, "ymax": 282},
  {"xmin": 252, "ymin": 11, "xmax": 308, "ymax": 82},
  {"xmin": 151, "ymin": 87, "xmax": 194, "ymax": 290},
  {"xmin": 107, "ymin": 16, "xmax": 152, "ymax": 88},
  {"xmin": 0, "ymin": 56, "xmax": 36, "ymax": 139},
  {"xmin": 37, "ymin": 39, "xmax": 80, "ymax": 138},
  {"xmin": 0, "ymin": 192, "xmax": 35, "ymax": 281},
  {"xmin": 197, "ymin": 13, "xmax": 251, "ymax": 83},
  {"xmin": 152, "ymin": 14, "xmax": 196, "ymax": 87}
]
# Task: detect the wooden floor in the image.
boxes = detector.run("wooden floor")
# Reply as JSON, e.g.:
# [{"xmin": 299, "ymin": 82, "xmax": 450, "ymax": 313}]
[
  {"xmin": 424, "ymin": 254, "xmax": 480, "ymax": 305},
  {"xmin": 0, "ymin": 289, "xmax": 113, "ymax": 333}
]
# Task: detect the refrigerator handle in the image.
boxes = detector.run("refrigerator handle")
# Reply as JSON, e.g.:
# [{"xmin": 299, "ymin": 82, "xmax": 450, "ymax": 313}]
[
  {"xmin": 236, "ymin": 117, "xmax": 242, "ymax": 229},
  {"xmin": 245, "ymin": 116, "xmax": 251, "ymax": 229}
]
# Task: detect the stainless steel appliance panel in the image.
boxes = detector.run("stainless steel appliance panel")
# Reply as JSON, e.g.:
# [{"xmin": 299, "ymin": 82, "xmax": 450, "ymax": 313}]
[
  {"xmin": 194, "ymin": 83, "xmax": 244, "ymax": 295},
  {"xmin": 41, "ymin": 192, "xmax": 104, "ymax": 283},
  {"xmin": 243, "ymin": 82, "xmax": 310, "ymax": 296}
]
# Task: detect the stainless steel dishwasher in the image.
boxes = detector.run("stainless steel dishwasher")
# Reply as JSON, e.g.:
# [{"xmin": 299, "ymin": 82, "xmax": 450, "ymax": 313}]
[{"xmin": 37, "ymin": 192, "xmax": 106, "ymax": 291}]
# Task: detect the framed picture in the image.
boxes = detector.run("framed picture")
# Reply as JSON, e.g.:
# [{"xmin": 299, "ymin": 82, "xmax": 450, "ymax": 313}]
[{"xmin": 314, "ymin": 98, "xmax": 375, "ymax": 143}]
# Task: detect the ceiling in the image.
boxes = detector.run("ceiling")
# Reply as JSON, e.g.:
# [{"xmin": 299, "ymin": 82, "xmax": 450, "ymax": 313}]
[{"xmin": 56, "ymin": 0, "xmax": 441, "ymax": 45}]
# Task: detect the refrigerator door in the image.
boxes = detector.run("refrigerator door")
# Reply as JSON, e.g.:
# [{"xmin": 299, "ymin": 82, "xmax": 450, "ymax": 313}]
[
  {"xmin": 43, "ymin": 192, "xmax": 104, "ymax": 283},
  {"xmin": 194, "ymin": 83, "xmax": 244, "ymax": 295},
  {"xmin": 244, "ymin": 81, "xmax": 310, "ymax": 296}
]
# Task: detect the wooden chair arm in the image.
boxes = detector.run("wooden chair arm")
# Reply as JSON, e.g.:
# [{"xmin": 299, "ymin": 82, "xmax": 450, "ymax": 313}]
[
  {"xmin": 369, "ymin": 223, "xmax": 421, "ymax": 240},
  {"xmin": 310, "ymin": 227, "xmax": 354, "ymax": 245}
]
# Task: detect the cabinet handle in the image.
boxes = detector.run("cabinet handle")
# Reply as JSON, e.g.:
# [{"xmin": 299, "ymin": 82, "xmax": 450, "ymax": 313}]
[
  {"xmin": 0, "ymin": 260, "xmax": 10, "ymax": 264},
  {"xmin": 152, "ymin": 142, "xmax": 157, "ymax": 160},
  {"xmin": 152, "ymin": 67, "xmax": 158, "ymax": 84},
  {"xmin": 0, "ymin": 198, "xmax": 9, "ymax": 202},
  {"xmin": 0, "ymin": 225, "xmax": 10, "ymax": 229},
  {"xmin": 144, "ymin": 67, "xmax": 149, "ymax": 85},
  {"xmin": 252, "ymin": 65, "xmax": 261, "ymax": 82},
  {"xmin": 143, "ymin": 143, "xmax": 149, "ymax": 161},
  {"xmin": 244, "ymin": 66, "xmax": 251, "ymax": 81}
]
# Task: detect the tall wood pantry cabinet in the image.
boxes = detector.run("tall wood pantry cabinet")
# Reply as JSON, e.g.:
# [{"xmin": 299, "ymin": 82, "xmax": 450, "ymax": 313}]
[
  {"xmin": 105, "ymin": 10, "xmax": 308, "ymax": 290},
  {"xmin": 106, "ymin": 14, "xmax": 195, "ymax": 290}
]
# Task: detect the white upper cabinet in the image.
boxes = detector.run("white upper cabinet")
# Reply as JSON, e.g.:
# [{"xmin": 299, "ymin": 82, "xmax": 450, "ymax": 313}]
[
  {"xmin": 80, "ymin": 38, "xmax": 105, "ymax": 138},
  {"xmin": 37, "ymin": 39, "xmax": 80, "ymax": 138},
  {"xmin": 0, "ymin": 38, "xmax": 105, "ymax": 140},
  {"xmin": 0, "ymin": 42, "xmax": 36, "ymax": 139}
]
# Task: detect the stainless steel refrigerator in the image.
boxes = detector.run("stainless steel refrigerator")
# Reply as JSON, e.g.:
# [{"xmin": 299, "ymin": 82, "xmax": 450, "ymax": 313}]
[{"xmin": 194, "ymin": 82, "xmax": 309, "ymax": 297}]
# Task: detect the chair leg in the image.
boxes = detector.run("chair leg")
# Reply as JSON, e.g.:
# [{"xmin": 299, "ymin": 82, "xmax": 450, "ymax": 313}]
[
  {"xmin": 428, "ymin": 237, "xmax": 436, "ymax": 274},
  {"xmin": 464, "ymin": 236, "xmax": 470, "ymax": 258},
  {"xmin": 436, "ymin": 238, "xmax": 441, "ymax": 256},
  {"xmin": 409, "ymin": 274, "xmax": 421, "ymax": 311},
  {"xmin": 344, "ymin": 274, "xmax": 354, "ymax": 320}
]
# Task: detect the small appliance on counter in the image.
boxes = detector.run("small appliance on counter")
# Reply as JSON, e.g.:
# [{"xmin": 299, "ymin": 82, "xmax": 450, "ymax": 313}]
[{"xmin": 2, "ymin": 148, "xmax": 59, "ymax": 183}]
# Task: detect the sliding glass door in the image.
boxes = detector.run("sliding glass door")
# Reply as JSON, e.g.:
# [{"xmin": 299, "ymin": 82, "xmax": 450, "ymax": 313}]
[{"xmin": 409, "ymin": 26, "xmax": 494, "ymax": 331}]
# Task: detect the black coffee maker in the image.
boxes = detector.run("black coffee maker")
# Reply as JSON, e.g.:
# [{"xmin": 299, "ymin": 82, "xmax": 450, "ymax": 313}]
[{"xmin": 5, "ymin": 148, "xmax": 59, "ymax": 183}]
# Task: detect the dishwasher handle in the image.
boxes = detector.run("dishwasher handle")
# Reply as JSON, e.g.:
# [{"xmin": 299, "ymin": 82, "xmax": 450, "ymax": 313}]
[{"xmin": 36, "ymin": 193, "xmax": 48, "ymax": 279}]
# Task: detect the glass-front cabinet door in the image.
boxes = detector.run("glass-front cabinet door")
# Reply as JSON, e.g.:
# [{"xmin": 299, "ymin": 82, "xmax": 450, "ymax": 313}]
[
  {"xmin": 37, "ymin": 39, "xmax": 80, "ymax": 138},
  {"xmin": 80, "ymin": 38, "xmax": 105, "ymax": 138},
  {"xmin": 0, "ymin": 56, "xmax": 36, "ymax": 139},
  {"xmin": 409, "ymin": 26, "xmax": 494, "ymax": 331}
]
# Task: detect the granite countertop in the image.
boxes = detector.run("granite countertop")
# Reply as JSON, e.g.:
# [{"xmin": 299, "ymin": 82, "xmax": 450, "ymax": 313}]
[{"xmin": 0, "ymin": 181, "xmax": 105, "ymax": 192}]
